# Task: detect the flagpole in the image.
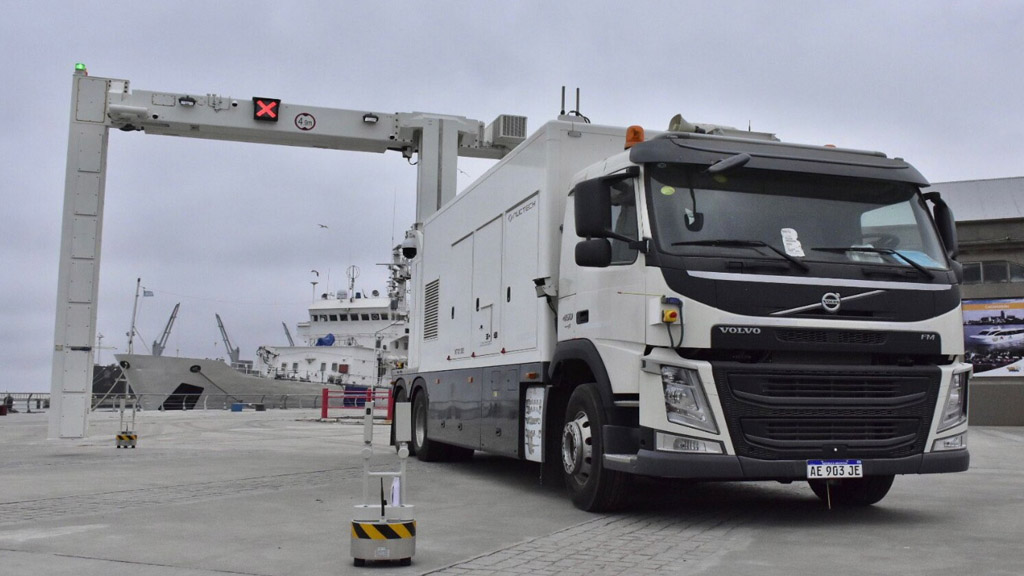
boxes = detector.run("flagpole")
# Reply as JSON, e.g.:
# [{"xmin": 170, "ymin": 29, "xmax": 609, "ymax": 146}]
[{"xmin": 128, "ymin": 278, "xmax": 141, "ymax": 354}]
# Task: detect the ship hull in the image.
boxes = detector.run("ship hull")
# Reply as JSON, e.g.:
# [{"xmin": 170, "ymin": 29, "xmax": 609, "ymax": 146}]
[{"xmin": 115, "ymin": 354, "xmax": 341, "ymax": 410}]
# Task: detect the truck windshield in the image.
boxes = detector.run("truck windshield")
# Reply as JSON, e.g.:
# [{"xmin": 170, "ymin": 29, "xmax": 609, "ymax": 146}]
[{"xmin": 646, "ymin": 164, "xmax": 949, "ymax": 271}]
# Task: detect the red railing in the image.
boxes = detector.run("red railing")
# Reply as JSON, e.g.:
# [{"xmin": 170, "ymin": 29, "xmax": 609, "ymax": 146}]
[{"xmin": 320, "ymin": 387, "xmax": 393, "ymax": 421}]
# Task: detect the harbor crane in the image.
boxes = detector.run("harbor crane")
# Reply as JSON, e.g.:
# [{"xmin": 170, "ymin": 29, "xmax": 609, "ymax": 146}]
[
  {"xmin": 215, "ymin": 313, "xmax": 241, "ymax": 366},
  {"xmin": 50, "ymin": 64, "xmax": 524, "ymax": 438},
  {"xmin": 151, "ymin": 303, "xmax": 180, "ymax": 357}
]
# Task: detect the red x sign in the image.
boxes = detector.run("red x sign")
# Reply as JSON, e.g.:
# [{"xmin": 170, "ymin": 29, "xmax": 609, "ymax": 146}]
[{"xmin": 252, "ymin": 97, "xmax": 281, "ymax": 122}]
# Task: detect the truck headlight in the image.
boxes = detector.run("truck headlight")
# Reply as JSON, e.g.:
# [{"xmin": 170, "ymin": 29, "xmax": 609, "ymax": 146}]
[
  {"xmin": 661, "ymin": 366, "xmax": 718, "ymax": 434},
  {"xmin": 937, "ymin": 370, "xmax": 970, "ymax": 432}
]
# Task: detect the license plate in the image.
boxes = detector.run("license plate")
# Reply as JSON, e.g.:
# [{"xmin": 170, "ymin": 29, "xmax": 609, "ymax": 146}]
[{"xmin": 807, "ymin": 459, "xmax": 863, "ymax": 479}]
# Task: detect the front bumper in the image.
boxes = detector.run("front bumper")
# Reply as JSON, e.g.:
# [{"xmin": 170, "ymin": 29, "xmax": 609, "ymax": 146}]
[{"xmin": 603, "ymin": 447, "xmax": 969, "ymax": 479}]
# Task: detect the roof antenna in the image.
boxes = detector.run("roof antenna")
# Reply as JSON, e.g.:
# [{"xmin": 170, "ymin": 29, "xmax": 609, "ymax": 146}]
[
  {"xmin": 560, "ymin": 86, "xmax": 566, "ymax": 116},
  {"xmin": 569, "ymin": 87, "xmax": 591, "ymax": 124}
]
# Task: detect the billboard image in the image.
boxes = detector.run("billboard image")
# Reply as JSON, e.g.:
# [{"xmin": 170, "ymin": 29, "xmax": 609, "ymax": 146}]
[{"xmin": 963, "ymin": 298, "xmax": 1024, "ymax": 377}]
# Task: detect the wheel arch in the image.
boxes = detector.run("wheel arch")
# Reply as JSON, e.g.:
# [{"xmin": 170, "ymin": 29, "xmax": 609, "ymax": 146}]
[
  {"xmin": 549, "ymin": 339, "xmax": 617, "ymax": 422},
  {"xmin": 394, "ymin": 376, "xmax": 428, "ymax": 403}
]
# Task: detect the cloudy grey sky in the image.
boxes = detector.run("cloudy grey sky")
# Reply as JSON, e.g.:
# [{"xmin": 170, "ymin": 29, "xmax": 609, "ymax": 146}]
[{"xmin": 2, "ymin": 1, "xmax": 1022, "ymax": 393}]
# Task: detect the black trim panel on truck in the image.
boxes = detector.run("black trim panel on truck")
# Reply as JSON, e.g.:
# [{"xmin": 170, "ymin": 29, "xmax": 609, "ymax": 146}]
[
  {"xmin": 710, "ymin": 325, "xmax": 943, "ymax": 355},
  {"xmin": 648, "ymin": 263, "xmax": 962, "ymax": 323}
]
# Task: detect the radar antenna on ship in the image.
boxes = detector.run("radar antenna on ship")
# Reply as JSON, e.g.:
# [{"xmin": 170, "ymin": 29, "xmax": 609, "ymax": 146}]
[{"xmin": 346, "ymin": 265, "xmax": 360, "ymax": 300}]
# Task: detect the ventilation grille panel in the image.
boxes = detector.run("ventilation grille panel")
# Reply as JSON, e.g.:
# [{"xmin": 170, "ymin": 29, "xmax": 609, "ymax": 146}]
[{"xmin": 423, "ymin": 279, "xmax": 440, "ymax": 340}]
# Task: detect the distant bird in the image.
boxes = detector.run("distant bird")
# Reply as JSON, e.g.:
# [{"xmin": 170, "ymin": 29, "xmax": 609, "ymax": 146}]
[
  {"xmin": 311, "ymin": 269, "xmax": 319, "ymax": 277},
  {"xmin": 317, "ymin": 223, "xmax": 328, "ymax": 229}
]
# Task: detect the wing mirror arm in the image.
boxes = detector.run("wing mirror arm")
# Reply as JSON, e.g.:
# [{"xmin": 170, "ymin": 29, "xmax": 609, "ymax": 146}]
[{"xmin": 922, "ymin": 191, "xmax": 959, "ymax": 260}]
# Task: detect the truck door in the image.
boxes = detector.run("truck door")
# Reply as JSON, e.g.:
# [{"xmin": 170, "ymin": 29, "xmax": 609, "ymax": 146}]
[
  {"xmin": 502, "ymin": 193, "xmax": 540, "ymax": 353},
  {"xmin": 444, "ymin": 235, "xmax": 473, "ymax": 360},
  {"xmin": 472, "ymin": 217, "xmax": 503, "ymax": 358},
  {"xmin": 560, "ymin": 176, "xmax": 646, "ymax": 374}
]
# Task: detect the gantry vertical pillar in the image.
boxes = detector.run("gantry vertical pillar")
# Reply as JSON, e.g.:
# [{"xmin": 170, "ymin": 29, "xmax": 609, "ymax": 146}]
[{"xmin": 48, "ymin": 68, "xmax": 110, "ymax": 439}]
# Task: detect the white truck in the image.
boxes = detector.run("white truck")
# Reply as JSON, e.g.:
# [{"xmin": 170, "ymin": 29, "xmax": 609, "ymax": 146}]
[
  {"xmin": 394, "ymin": 113, "xmax": 971, "ymax": 511},
  {"xmin": 53, "ymin": 68, "xmax": 969, "ymax": 510}
]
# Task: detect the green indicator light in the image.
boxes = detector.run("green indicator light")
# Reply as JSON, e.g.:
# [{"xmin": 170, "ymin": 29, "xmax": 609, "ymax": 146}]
[{"xmin": 75, "ymin": 62, "xmax": 87, "ymax": 71}]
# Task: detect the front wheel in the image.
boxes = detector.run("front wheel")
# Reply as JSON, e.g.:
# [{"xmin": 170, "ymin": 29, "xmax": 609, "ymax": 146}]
[
  {"xmin": 561, "ymin": 384, "xmax": 628, "ymax": 511},
  {"xmin": 809, "ymin": 475, "xmax": 895, "ymax": 507}
]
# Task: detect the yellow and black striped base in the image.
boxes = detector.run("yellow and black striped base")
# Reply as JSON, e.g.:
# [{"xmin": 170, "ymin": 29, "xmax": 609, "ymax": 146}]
[
  {"xmin": 116, "ymin": 433, "xmax": 137, "ymax": 449},
  {"xmin": 351, "ymin": 520, "xmax": 415, "ymax": 565},
  {"xmin": 351, "ymin": 520, "xmax": 415, "ymax": 540}
]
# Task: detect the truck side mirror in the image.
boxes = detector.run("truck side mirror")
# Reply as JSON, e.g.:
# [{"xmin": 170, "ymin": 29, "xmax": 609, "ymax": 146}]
[
  {"xmin": 575, "ymin": 238, "xmax": 612, "ymax": 267},
  {"xmin": 573, "ymin": 179, "xmax": 612, "ymax": 238},
  {"xmin": 922, "ymin": 192, "xmax": 959, "ymax": 259}
]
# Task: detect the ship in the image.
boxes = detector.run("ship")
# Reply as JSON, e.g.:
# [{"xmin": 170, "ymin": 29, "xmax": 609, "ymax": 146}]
[
  {"xmin": 968, "ymin": 326, "xmax": 1024, "ymax": 346},
  {"xmin": 116, "ymin": 252, "xmax": 409, "ymax": 410}
]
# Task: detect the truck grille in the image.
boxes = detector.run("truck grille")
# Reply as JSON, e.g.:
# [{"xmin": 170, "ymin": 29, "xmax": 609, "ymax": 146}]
[
  {"xmin": 775, "ymin": 328, "xmax": 887, "ymax": 346},
  {"xmin": 712, "ymin": 363, "xmax": 940, "ymax": 460}
]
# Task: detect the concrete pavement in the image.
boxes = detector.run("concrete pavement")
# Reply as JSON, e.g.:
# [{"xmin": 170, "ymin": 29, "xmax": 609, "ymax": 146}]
[{"xmin": 1, "ymin": 408, "xmax": 1021, "ymax": 575}]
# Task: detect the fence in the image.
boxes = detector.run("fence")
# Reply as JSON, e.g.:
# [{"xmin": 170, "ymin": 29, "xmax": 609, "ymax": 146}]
[
  {"xmin": 1, "ymin": 393, "xmax": 50, "ymax": 414},
  {"xmin": 86, "ymin": 392, "xmax": 324, "ymax": 412},
  {"xmin": 123, "ymin": 393, "xmax": 326, "ymax": 411},
  {"xmin": 0, "ymin": 392, "xmax": 392, "ymax": 414},
  {"xmin": 321, "ymin": 387, "xmax": 393, "ymax": 421}
]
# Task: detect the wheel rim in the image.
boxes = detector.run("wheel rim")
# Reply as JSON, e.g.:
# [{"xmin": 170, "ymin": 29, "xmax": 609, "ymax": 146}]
[
  {"xmin": 414, "ymin": 400, "xmax": 426, "ymax": 447},
  {"xmin": 561, "ymin": 409, "xmax": 592, "ymax": 483}
]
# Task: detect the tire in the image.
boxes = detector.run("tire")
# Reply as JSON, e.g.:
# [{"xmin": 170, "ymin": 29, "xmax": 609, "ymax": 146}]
[
  {"xmin": 411, "ymin": 391, "xmax": 448, "ymax": 462},
  {"xmin": 809, "ymin": 475, "xmax": 895, "ymax": 507},
  {"xmin": 561, "ymin": 383, "xmax": 629, "ymax": 511}
]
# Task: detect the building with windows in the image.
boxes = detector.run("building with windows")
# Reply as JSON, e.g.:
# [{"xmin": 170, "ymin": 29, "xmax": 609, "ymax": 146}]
[{"xmin": 929, "ymin": 177, "xmax": 1024, "ymax": 424}]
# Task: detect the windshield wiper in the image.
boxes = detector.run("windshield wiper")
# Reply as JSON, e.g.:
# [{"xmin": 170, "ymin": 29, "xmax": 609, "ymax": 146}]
[
  {"xmin": 810, "ymin": 246, "xmax": 935, "ymax": 278},
  {"xmin": 672, "ymin": 239, "xmax": 809, "ymax": 272}
]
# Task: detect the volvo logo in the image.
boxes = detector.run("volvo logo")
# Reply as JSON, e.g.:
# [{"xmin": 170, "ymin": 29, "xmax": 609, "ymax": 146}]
[
  {"xmin": 770, "ymin": 289, "xmax": 885, "ymax": 317},
  {"xmin": 821, "ymin": 292, "xmax": 842, "ymax": 313},
  {"xmin": 718, "ymin": 326, "xmax": 761, "ymax": 335}
]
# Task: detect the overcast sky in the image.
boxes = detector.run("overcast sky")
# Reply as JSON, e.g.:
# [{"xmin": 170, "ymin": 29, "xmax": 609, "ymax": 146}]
[{"xmin": 2, "ymin": 1, "xmax": 1022, "ymax": 393}]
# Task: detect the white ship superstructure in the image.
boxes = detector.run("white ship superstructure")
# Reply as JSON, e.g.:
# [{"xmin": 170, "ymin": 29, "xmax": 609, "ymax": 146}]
[
  {"xmin": 257, "ymin": 287, "xmax": 408, "ymax": 386},
  {"xmin": 117, "ymin": 251, "xmax": 410, "ymax": 410}
]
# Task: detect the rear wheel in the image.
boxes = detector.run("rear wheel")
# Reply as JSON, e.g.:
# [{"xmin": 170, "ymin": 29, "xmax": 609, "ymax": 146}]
[
  {"xmin": 809, "ymin": 475, "xmax": 895, "ymax": 507},
  {"xmin": 411, "ymin": 390, "xmax": 462, "ymax": 462},
  {"xmin": 561, "ymin": 383, "xmax": 628, "ymax": 511}
]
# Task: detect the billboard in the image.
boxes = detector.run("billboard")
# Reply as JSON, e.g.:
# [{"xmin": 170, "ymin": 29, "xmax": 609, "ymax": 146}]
[{"xmin": 963, "ymin": 298, "xmax": 1024, "ymax": 377}]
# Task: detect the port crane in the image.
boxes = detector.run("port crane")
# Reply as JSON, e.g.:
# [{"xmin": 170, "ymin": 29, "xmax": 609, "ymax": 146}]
[
  {"xmin": 50, "ymin": 63, "xmax": 524, "ymax": 438},
  {"xmin": 151, "ymin": 303, "xmax": 180, "ymax": 357},
  {"xmin": 215, "ymin": 313, "xmax": 241, "ymax": 367},
  {"xmin": 282, "ymin": 322, "xmax": 295, "ymax": 347}
]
